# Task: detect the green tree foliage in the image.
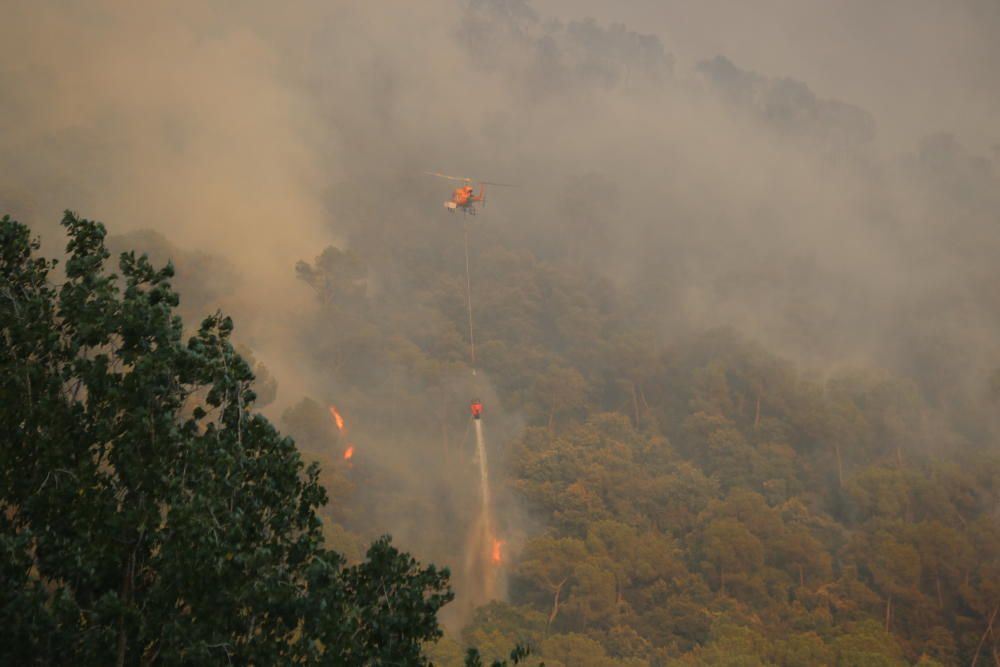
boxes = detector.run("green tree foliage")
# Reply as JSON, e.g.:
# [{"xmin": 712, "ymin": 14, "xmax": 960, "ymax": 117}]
[
  {"xmin": 460, "ymin": 601, "xmax": 548, "ymax": 661},
  {"xmin": 469, "ymin": 316, "xmax": 999, "ymax": 664},
  {"xmin": 0, "ymin": 213, "xmax": 452, "ymax": 665},
  {"xmin": 532, "ymin": 365, "xmax": 589, "ymax": 429},
  {"xmin": 8, "ymin": 6, "xmax": 1000, "ymax": 667},
  {"xmin": 668, "ymin": 620, "xmax": 773, "ymax": 666},
  {"xmin": 296, "ymin": 245, "xmax": 369, "ymax": 307},
  {"xmin": 832, "ymin": 620, "xmax": 907, "ymax": 666},
  {"xmin": 32, "ymin": 90, "xmax": 996, "ymax": 666},
  {"xmin": 463, "ymin": 643, "xmax": 537, "ymax": 667},
  {"xmin": 697, "ymin": 518, "xmax": 764, "ymax": 596}
]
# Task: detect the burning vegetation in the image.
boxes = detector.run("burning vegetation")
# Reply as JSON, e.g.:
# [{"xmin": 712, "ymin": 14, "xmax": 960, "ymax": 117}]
[
  {"xmin": 328, "ymin": 405, "xmax": 355, "ymax": 462},
  {"xmin": 4, "ymin": 1, "xmax": 1000, "ymax": 665}
]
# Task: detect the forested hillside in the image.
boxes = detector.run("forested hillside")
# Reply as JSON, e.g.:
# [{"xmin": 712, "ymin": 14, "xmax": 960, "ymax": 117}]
[
  {"xmin": 3, "ymin": 1, "xmax": 999, "ymax": 665},
  {"xmin": 277, "ymin": 189, "xmax": 1000, "ymax": 666}
]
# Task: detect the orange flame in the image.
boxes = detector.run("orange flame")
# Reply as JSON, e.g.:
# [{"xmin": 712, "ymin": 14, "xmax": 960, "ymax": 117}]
[
  {"xmin": 343, "ymin": 445, "xmax": 354, "ymax": 461},
  {"xmin": 491, "ymin": 539, "xmax": 504, "ymax": 565},
  {"xmin": 328, "ymin": 406, "xmax": 345, "ymax": 431}
]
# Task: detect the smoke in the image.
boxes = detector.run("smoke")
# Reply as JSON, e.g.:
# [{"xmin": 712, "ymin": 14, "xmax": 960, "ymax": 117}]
[
  {"xmin": 535, "ymin": 0, "xmax": 1000, "ymax": 153},
  {"xmin": 0, "ymin": 0, "xmax": 337, "ymax": 408},
  {"xmin": 3, "ymin": 0, "xmax": 999, "ymax": 624}
]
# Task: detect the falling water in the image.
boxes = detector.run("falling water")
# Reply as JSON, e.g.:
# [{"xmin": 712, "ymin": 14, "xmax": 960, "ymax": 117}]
[
  {"xmin": 474, "ymin": 420, "xmax": 491, "ymax": 527},
  {"xmin": 463, "ymin": 418, "xmax": 498, "ymax": 602}
]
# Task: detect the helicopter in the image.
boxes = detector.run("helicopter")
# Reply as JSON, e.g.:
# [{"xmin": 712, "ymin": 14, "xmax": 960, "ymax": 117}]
[{"xmin": 425, "ymin": 172, "xmax": 515, "ymax": 215}]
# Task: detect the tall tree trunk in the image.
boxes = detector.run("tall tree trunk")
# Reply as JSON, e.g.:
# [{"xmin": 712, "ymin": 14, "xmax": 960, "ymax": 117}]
[
  {"xmin": 117, "ymin": 549, "xmax": 135, "ymax": 667},
  {"xmin": 116, "ymin": 619, "xmax": 127, "ymax": 667},
  {"xmin": 720, "ymin": 566, "xmax": 725, "ymax": 596},
  {"xmin": 140, "ymin": 644, "xmax": 160, "ymax": 667},
  {"xmin": 547, "ymin": 579, "xmax": 567, "ymax": 633},
  {"xmin": 885, "ymin": 594, "xmax": 892, "ymax": 633},
  {"xmin": 972, "ymin": 603, "xmax": 999, "ymax": 667}
]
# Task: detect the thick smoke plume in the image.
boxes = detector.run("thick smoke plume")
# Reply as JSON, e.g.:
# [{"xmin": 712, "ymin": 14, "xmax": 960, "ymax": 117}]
[{"xmin": 3, "ymin": 0, "xmax": 999, "ymax": 620}]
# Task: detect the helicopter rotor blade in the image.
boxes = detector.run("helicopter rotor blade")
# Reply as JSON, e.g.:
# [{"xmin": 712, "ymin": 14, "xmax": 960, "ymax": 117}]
[
  {"xmin": 480, "ymin": 181, "xmax": 516, "ymax": 187},
  {"xmin": 425, "ymin": 171, "xmax": 472, "ymax": 182}
]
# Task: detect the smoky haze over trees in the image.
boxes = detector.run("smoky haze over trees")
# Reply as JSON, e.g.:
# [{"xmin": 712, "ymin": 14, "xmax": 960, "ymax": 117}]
[{"xmin": 2, "ymin": 0, "xmax": 1000, "ymax": 665}]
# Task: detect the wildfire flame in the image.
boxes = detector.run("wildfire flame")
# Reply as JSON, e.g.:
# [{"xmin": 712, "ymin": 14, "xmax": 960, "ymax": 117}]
[
  {"xmin": 328, "ymin": 405, "xmax": 345, "ymax": 432},
  {"xmin": 329, "ymin": 406, "xmax": 354, "ymax": 463},
  {"xmin": 491, "ymin": 538, "xmax": 504, "ymax": 565}
]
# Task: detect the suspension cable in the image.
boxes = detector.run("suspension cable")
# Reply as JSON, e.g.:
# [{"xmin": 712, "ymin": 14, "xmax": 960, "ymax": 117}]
[{"xmin": 463, "ymin": 224, "xmax": 477, "ymax": 374}]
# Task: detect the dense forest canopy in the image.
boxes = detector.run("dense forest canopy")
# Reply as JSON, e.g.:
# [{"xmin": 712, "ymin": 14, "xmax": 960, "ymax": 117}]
[{"xmin": 3, "ymin": 1, "xmax": 1000, "ymax": 665}]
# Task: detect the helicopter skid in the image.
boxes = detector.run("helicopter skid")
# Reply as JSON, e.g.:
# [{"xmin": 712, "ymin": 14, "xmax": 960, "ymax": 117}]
[{"xmin": 444, "ymin": 202, "xmax": 477, "ymax": 215}]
